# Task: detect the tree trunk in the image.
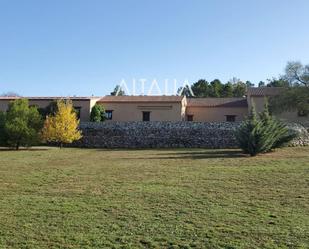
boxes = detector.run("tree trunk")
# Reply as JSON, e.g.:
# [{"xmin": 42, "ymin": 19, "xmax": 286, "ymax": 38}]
[
  {"xmin": 15, "ymin": 142, "xmax": 20, "ymax": 150},
  {"xmin": 60, "ymin": 142, "xmax": 63, "ymax": 149}
]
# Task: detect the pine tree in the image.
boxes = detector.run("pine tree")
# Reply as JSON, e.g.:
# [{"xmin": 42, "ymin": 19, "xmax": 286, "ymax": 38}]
[
  {"xmin": 221, "ymin": 83, "xmax": 234, "ymax": 97},
  {"xmin": 236, "ymin": 105, "xmax": 263, "ymax": 156},
  {"xmin": 42, "ymin": 100, "xmax": 82, "ymax": 148},
  {"xmin": 235, "ymin": 101, "xmax": 296, "ymax": 156},
  {"xmin": 90, "ymin": 104, "xmax": 106, "ymax": 122}
]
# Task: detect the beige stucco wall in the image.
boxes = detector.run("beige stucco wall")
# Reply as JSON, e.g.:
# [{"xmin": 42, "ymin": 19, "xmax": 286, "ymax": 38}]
[
  {"xmin": 99, "ymin": 102, "xmax": 184, "ymax": 121},
  {"xmin": 0, "ymin": 100, "xmax": 10, "ymax": 113},
  {"xmin": 181, "ymin": 97, "xmax": 187, "ymax": 120},
  {"xmin": 0, "ymin": 98, "xmax": 98, "ymax": 122},
  {"xmin": 247, "ymin": 96, "xmax": 266, "ymax": 113},
  {"xmin": 186, "ymin": 106, "xmax": 248, "ymax": 122},
  {"xmin": 248, "ymin": 96, "xmax": 308, "ymax": 125}
]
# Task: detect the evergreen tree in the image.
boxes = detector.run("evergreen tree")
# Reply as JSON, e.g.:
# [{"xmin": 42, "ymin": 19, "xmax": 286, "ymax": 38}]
[
  {"xmin": 245, "ymin": 81, "xmax": 254, "ymax": 87},
  {"xmin": 221, "ymin": 82, "xmax": 233, "ymax": 97},
  {"xmin": 235, "ymin": 102, "xmax": 295, "ymax": 156},
  {"xmin": 191, "ymin": 79, "xmax": 209, "ymax": 97},
  {"xmin": 4, "ymin": 99, "xmax": 42, "ymax": 150},
  {"xmin": 236, "ymin": 105, "xmax": 263, "ymax": 156},
  {"xmin": 259, "ymin": 101, "xmax": 296, "ymax": 148},
  {"xmin": 90, "ymin": 104, "xmax": 106, "ymax": 122},
  {"xmin": 232, "ymin": 81, "xmax": 247, "ymax": 97},
  {"xmin": 209, "ymin": 79, "xmax": 222, "ymax": 97},
  {"xmin": 111, "ymin": 85, "xmax": 125, "ymax": 96}
]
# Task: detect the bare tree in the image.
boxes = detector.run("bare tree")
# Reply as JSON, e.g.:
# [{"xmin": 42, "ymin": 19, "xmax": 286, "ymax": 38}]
[{"xmin": 284, "ymin": 61, "xmax": 309, "ymax": 86}]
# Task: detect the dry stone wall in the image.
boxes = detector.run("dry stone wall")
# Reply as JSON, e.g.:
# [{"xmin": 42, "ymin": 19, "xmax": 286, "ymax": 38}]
[{"xmin": 74, "ymin": 121, "xmax": 309, "ymax": 148}]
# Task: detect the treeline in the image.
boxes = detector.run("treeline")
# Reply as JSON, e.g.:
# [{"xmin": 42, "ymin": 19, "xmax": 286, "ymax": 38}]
[
  {"xmin": 178, "ymin": 77, "xmax": 292, "ymax": 98},
  {"xmin": 179, "ymin": 78, "xmax": 251, "ymax": 98}
]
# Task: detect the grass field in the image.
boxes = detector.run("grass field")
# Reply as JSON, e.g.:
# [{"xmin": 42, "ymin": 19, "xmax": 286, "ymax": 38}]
[{"xmin": 0, "ymin": 147, "xmax": 308, "ymax": 249}]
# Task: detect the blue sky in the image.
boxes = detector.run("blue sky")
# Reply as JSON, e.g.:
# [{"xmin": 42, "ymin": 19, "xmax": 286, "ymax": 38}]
[{"xmin": 0, "ymin": 0, "xmax": 309, "ymax": 96}]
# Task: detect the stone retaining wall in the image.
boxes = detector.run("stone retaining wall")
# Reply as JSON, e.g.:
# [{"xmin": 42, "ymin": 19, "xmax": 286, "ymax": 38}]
[
  {"xmin": 286, "ymin": 123, "xmax": 309, "ymax": 146},
  {"xmin": 74, "ymin": 122, "xmax": 309, "ymax": 148}
]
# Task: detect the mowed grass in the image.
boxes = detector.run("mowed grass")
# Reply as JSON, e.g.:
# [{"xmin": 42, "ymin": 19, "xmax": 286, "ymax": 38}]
[{"xmin": 0, "ymin": 147, "xmax": 308, "ymax": 249}]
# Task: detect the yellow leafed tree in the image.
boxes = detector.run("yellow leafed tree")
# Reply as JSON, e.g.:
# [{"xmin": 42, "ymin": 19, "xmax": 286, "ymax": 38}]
[{"xmin": 42, "ymin": 100, "xmax": 82, "ymax": 148}]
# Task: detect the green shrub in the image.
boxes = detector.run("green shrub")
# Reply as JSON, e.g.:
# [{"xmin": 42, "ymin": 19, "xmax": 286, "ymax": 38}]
[
  {"xmin": 4, "ymin": 99, "xmax": 43, "ymax": 150},
  {"xmin": 0, "ymin": 111, "xmax": 8, "ymax": 146},
  {"xmin": 235, "ymin": 102, "xmax": 296, "ymax": 156},
  {"xmin": 90, "ymin": 104, "xmax": 106, "ymax": 122}
]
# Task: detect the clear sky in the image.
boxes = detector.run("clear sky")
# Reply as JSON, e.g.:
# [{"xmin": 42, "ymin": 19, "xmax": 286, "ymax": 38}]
[{"xmin": 0, "ymin": 0, "xmax": 309, "ymax": 96}]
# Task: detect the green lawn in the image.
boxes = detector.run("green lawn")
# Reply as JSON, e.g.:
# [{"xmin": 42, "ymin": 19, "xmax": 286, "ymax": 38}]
[{"xmin": 0, "ymin": 147, "xmax": 308, "ymax": 249}]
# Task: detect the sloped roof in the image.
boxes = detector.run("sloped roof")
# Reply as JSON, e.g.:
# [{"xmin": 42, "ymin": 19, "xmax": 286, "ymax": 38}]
[
  {"xmin": 247, "ymin": 87, "xmax": 283, "ymax": 96},
  {"xmin": 98, "ymin": 95, "xmax": 183, "ymax": 103},
  {"xmin": 186, "ymin": 98, "xmax": 248, "ymax": 108},
  {"xmin": 0, "ymin": 96, "xmax": 100, "ymax": 100}
]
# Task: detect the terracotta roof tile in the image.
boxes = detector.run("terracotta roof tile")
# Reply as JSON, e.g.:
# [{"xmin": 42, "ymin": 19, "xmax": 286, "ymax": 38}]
[
  {"xmin": 247, "ymin": 87, "xmax": 283, "ymax": 96},
  {"xmin": 0, "ymin": 96, "xmax": 100, "ymax": 100},
  {"xmin": 98, "ymin": 95, "xmax": 183, "ymax": 103}
]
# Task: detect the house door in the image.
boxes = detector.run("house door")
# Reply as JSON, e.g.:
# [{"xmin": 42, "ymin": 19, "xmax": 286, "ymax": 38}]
[{"xmin": 142, "ymin": 111, "xmax": 150, "ymax": 121}]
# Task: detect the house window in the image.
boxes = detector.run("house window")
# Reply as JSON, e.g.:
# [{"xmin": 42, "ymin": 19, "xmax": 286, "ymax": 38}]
[
  {"xmin": 105, "ymin": 110, "xmax": 113, "ymax": 120},
  {"xmin": 187, "ymin": 115, "xmax": 194, "ymax": 121},
  {"xmin": 142, "ymin": 111, "xmax": 150, "ymax": 121},
  {"xmin": 226, "ymin": 115, "xmax": 236, "ymax": 122},
  {"xmin": 74, "ymin": 107, "xmax": 81, "ymax": 119}
]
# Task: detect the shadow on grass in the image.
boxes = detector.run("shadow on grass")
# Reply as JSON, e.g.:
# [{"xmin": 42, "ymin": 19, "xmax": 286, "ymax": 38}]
[
  {"xmin": 0, "ymin": 147, "xmax": 51, "ymax": 152},
  {"xmin": 116, "ymin": 150, "xmax": 247, "ymax": 160}
]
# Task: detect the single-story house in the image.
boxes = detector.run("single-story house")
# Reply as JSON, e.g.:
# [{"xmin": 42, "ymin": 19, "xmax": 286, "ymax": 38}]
[{"xmin": 0, "ymin": 87, "xmax": 306, "ymax": 123}]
